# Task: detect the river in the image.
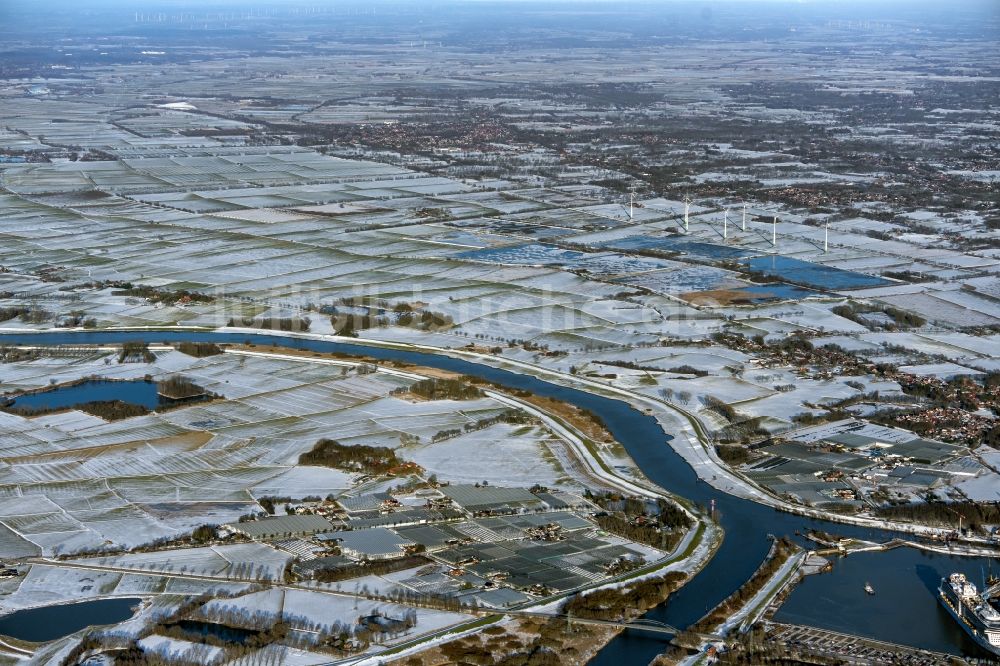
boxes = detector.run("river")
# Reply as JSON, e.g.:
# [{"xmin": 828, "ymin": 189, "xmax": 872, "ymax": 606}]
[{"xmin": 0, "ymin": 330, "xmax": 994, "ymax": 661}]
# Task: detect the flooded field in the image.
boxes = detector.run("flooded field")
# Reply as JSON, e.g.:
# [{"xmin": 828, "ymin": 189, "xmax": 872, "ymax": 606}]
[
  {"xmin": 743, "ymin": 255, "xmax": 892, "ymax": 291},
  {"xmin": 600, "ymin": 235, "xmax": 761, "ymax": 261}
]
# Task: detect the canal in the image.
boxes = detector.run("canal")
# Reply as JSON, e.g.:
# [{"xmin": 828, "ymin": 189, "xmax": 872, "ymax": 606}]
[{"xmin": 0, "ymin": 330, "xmax": 992, "ymax": 660}]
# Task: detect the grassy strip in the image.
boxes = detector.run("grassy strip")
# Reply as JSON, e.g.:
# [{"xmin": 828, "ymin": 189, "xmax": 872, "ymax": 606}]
[
  {"xmin": 688, "ymin": 539, "xmax": 799, "ymax": 635},
  {"xmin": 737, "ymin": 554, "xmax": 801, "ymax": 631},
  {"xmin": 376, "ymin": 614, "xmax": 503, "ymax": 657}
]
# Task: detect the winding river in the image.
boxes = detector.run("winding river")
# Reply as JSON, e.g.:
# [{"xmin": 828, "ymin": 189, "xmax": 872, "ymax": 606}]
[{"xmin": 0, "ymin": 330, "xmax": 993, "ymax": 661}]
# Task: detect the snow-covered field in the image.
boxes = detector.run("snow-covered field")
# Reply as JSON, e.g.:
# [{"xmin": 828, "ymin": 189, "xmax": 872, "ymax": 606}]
[{"xmin": 0, "ymin": 352, "xmax": 566, "ymax": 556}]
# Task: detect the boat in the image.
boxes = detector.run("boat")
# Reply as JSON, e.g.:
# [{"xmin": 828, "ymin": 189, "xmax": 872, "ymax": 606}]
[
  {"xmin": 987, "ymin": 561, "xmax": 999, "ymax": 589},
  {"xmin": 938, "ymin": 573, "xmax": 1000, "ymax": 657},
  {"xmin": 864, "ymin": 582, "xmax": 875, "ymax": 595}
]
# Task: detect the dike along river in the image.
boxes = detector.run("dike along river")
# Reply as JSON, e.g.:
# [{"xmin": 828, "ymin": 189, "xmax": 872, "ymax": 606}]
[{"xmin": 0, "ymin": 330, "xmax": 993, "ymax": 661}]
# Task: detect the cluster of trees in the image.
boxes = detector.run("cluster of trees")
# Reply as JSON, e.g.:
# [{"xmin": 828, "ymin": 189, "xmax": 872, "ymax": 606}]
[
  {"xmin": 253, "ymin": 494, "xmax": 326, "ymax": 516},
  {"xmin": 227, "ymin": 316, "xmax": 311, "ymax": 332},
  {"xmin": 311, "ymin": 555, "xmax": 431, "ymax": 583},
  {"xmin": 429, "ymin": 615, "xmax": 604, "ymax": 666},
  {"xmin": 325, "ymin": 299, "xmax": 454, "ymax": 331},
  {"xmin": 832, "ymin": 302, "xmax": 926, "ymax": 330},
  {"xmin": 415, "ymin": 207, "xmax": 452, "ymax": 220},
  {"xmin": 379, "ymin": 586, "xmax": 474, "ymax": 613},
  {"xmin": 396, "ymin": 308, "xmax": 453, "ymax": 330},
  {"xmin": 57, "ymin": 310, "xmax": 98, "ymax": 328},
  {"xmin": 593, "ymin": 513, "xmax": 682, "ymax": 550},
  {"xmin": 298, "ymin": 439, "xmax": 401, "ymax": 475},
  {"xmin": 716, "ymin": 415, "xmax": 768, "ymax": 445},
  {"xmin": 702, "ymin": 395, "xmax": 739, "ymax": 422},
  {"xmin": 584, "ymin": 491, "xmax": 692, "ymax": 551},
  {"xmin": 330, "ymin": 312, "xmax": 387, "ymax": 336},
  {"xmin": 606, "ymin": 555, "xmax": 647, "ymax": 576},
  {"xmin": 394, "ymin": 377, "xmax": 484, "ymax": 401},
  {"xmin": 0, "ymin": 305, "xmax": 50, "ymax": 324},
  {"xmin": 61, "ymin": 632, "xmax": 129, "ymax": 666},
  {"xmin": 119, "ymin": 342, "xmax": 155, "ymax": 363},
  {"xmin": 157, "ymin": 375, "xmax": 210, "ymax": 400},
  {"xmin": 358, "ymin": 608, "xmax": 418, "ymax": 637},
  {"xmin": 984, "ymin": 423, "xmax": 1000, "ymax": 449},
  {"xmin": 190, "ymin": 524, "xmax": 218, "ymax": 543},
  {"xmin": 562, "ymin": 571, "xmax": 687, "ymax": 621},
  {"xmin": 580, "ymin": 358, "xmax": 662, "ymax": 373},
  {"xmin": 336, "ymin": 296, "xmax": 384, "ymax": 308},
  {"xmin": 464, "ymin": 409, "xmax": 532, "ymax": 430},
  {"xmin": 668, "ymin": 364, "xmax": 709, "ymax": 377},
  {"xmin": 586, "ymin": 491, "xmax": 692, "ymax": 529},
  {"xmin": 256, "ymin": 496, "xmax": 293, "ymax": 515},
  {"xmin": 110, "ymin": 283, "xmax": 214, "ymax": 305},
  {"xmin": 660, "ymin": 387, "xmax": 694, "ymax": 404},
  {"xmin": 75, "ymin": 400, "xmax": 150, "ymax": 420},
  {"xmin": 791, "ymin": 411, "xmax": 831, "ymax": 426},
  {"xmin": 430, "ymin": 427, "xmax": 462, "ymax": 443},
  {"xmin": 715, "ymin": 444, "xmax": 752, "ymax": 465},
  {"xmin": 0, "ymin": 347, "xmax": 38, "ymax": 363},
  {"xmin": 701, "ymin": 396, "xmax": 769, "ymax": 445},
  {"xmin": 428, "ymin": 409, "xmax": 531, "ymax": 444},
  {"xmin": 882, "ymin": 270, "xmax": 935, "ymax": 284},
  {"xmin": 883, "ymin": 306, "xmax": 928, "ymax": 328},
  {"xmin": 174, "ymin": 342, "xmax": 223, "ymax": 357}
]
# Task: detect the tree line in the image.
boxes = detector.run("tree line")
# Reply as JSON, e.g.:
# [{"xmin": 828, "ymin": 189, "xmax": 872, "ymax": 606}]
[
  {"xmin": 562, "ymin": 571, "xmax": 687, "ymax": 621},
  {"xmin": 227, "ymin": 316, "xmax": 311, "ymax": 332},
  {"xmin": 875, "ymin": 501, "xmax": 1000, "ymax": 533}
]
